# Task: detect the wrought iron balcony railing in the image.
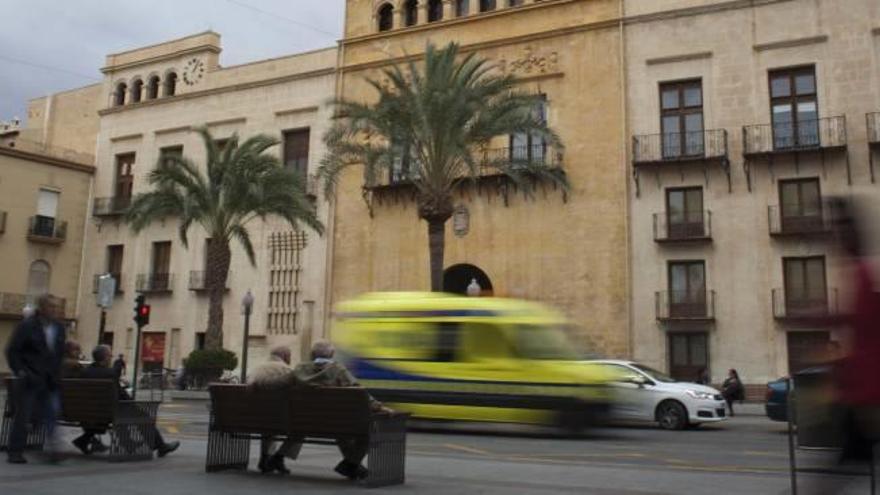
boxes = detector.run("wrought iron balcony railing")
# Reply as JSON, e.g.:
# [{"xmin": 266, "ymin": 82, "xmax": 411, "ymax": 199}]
[
  {"xmin": 653, "ymin": 210, "xmax": 712, "ymax": 243},
  {"xmin": 868, "ymin": 112, "xmax": 880, "ymax": 145},
  {"xmin": 768, "ymin": 205, "xmax": 832, "ymax": 237},
  {"xmin": 656, "ymin": 290, "xmax": 715, "ymax": 321},
  {"xmin": 92, "ymin": 273, "xmax": 123, "ymax": 294},
  {"xmin": 136, "ymin": 273, "xmax": 173, "ymax": 293},
  {"xmin": 188, "ymin": 271, "xmax": 230, "ymax": 292},
  {"xmin": 27, "ymin": 216, "xmax": 67, "ymax": 243},
  {"xmin": 92, "ymin": 196, "xmax": 131, "ymax": 217},
  {"xmin": 772, "ymin": 288, "xmax": 839, "ymax": 320},
  {"xmin": 633, "ymin": 129, "xmax": 728, "ymax": 165},
  {"xmin": 743, "ymin": 116, "xmax": 847, "ymax": 156}
]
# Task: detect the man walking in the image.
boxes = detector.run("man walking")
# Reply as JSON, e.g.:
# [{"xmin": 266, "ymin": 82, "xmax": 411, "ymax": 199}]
[{"xmin": 5, "ymin": 295, "xmax": 66, "ymax": 464}]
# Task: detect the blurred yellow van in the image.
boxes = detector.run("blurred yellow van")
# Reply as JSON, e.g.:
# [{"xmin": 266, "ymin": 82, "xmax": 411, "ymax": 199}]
[{"xmin": 331, "ymin": 292, "xmax": 614, "ymax": 430}]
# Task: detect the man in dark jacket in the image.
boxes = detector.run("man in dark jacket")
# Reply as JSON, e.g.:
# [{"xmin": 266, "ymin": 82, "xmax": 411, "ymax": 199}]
[
  {"xmin": 81, "ymin": 345, "xmax": 180, "ymax": 457},
  {"xmin": 5, "ymin": 295, "xmax": 66, "ymax": 464}
]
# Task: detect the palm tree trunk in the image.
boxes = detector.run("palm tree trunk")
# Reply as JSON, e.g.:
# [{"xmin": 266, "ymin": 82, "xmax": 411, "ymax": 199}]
[
  {"xmin": 205, "ymin": 240, "xmax": 231, "ymax": 350},
  {"xmin": 427, "ymin": 218, "xmax": 446, "ymax": 291}
]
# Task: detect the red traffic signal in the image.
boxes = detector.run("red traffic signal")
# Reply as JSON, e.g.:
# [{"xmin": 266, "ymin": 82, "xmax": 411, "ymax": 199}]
[{"xmin": 134, "ymin": 295, "xmax": 150, "ymax": 326}]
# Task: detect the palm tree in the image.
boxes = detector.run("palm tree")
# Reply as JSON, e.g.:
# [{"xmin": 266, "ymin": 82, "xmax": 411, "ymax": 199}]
[
  {"xmin": 320, "ymin": 42, "xmax": 568, "ymax": 291},
  {"xmin": 126, "ymin": 128, "xmax": 323, "ymax": 350}
]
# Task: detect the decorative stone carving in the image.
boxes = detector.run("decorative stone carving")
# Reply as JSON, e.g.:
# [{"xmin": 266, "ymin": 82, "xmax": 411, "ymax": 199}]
[{"xmin": 498, "ymin": 46, "xmax": 560, "ymax": 76}]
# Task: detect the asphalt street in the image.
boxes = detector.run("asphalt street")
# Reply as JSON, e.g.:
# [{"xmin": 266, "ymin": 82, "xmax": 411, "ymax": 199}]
[{"xmin": 1, "ymin": 400, "xmax": 876, "ymax": 494}]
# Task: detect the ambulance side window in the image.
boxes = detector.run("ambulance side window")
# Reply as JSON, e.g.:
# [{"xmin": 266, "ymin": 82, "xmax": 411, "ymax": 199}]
[{"xmin": 433, "ymin": 323, "xmax": 459, "ymax": 362}]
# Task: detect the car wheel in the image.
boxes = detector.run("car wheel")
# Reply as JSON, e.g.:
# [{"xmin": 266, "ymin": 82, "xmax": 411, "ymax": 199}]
[{"xmin": 657, "ymin": 400, "xmax": 688, "ymax": 430}]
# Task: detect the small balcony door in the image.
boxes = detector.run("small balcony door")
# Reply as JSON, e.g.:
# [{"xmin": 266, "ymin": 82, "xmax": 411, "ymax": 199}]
[
  {"xmin": 115, "ymin": 153, "xmax": 135, "ymax": 200},
  {"xmin": 660, "ymin": 80, "xmax": 704, "ymax": 159},
  {"xmin": 668, "ymin": 261, "xmax": 707, "ymax": 318},
  {"xmin": 779, "ymin": 178, "xmax": 822, "ymax": 233},
  {"xmin": 770, "ymin": 67, "xmax": 818, "ymax": 149},
  {"xmin": 151, "ymin": 241, "xmax": 172, "ymax": 290},
  {"xmin": 783, "ymin": 256, "xmax": 827, "ymax": 316},
  {"xmin": 666, "ymin": 187, "xmax": 704, "ymax": 239},
  {"xmin": 669, "ymin": 332, "xmax": 708, "ymax": 383},
  {"xmin": 107, "ymin": 245, "xmax": 124, "ymax": 284}
]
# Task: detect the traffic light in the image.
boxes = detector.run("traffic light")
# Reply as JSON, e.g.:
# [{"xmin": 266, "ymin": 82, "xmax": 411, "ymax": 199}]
[{"xmin": 134, "ymin": 295, "xmax": 150, "ymax": 327}]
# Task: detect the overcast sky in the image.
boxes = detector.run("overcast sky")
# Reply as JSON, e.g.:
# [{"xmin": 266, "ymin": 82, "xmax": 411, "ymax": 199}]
[{"xmin": 0, "ymin": 0, "xmax": 345, "ymax": 123}]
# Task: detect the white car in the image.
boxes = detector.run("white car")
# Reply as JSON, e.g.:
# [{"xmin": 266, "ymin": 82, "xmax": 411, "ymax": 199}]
[{"xmin": 587, "ymin": 360, "xmax": 728, "ymax": 430}]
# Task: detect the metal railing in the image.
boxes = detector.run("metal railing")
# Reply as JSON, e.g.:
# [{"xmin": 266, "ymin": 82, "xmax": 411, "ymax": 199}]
[
  {"xmin": 654, "ymin": 210, "xmax": 712, "ymax": 242},
  {"xmin": 92, "ymin": 196, "xmax": 131, "ymax": 216},
  {"xmin": 768, "ymin": 205, "xmax": 832, "ymax": 236},
  {"xmin": 743, "ymin": 116, "xmax": 847, "ymax": 155},
  {"xmin": 92, "ymin": 273, "xmax": 123, "ymax": 294},
  {"xmin": 772, "ymin": 288, "xmax": 839, "ymax": 320},
  {"xmin": 136, "ymin": 273, "xmax": 173, "ymax": 293},
  {"xmin": 633, "ymin": 129, "xmax": 728, "ymax": 165},
  {"xmin": 188, "ymin": 271, "xmax": 230, "ymax": 291},
  {"xmin": 27, "ymin": 216, "xmax": 67, "ymax": 242},
  {"xmin": 868, "ymin": 112, "xmax": 880, "ymax": 145},
  {"xmin": 656, "ymin": 290, "xmax": 715, "ymax": 321}
]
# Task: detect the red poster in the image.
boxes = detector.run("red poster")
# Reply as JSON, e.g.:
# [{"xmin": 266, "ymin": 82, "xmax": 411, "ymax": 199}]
[{"xmin": 141, "ymin": 332, "xmax": 166, "ymax": 364}]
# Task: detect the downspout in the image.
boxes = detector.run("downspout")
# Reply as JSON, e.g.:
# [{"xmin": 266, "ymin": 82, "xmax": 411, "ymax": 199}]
[{"xmin": 619, "ymin": 0, "xmax": 634, "ymax": 360}]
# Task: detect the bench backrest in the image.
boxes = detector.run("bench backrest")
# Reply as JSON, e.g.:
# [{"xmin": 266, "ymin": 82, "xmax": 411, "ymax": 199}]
[
  {"xmin": 288, "ymin": 387, "xmax": 372, "ymax": 437},
  {"xmin": 60, "ymin": 379, "xmax": 117, "ymax": 424},
  {"xmin": 210, "ymin": 384, "xmax": 289, "ymax": 435},
  {"xmin": 209, "ymin": 385, "xmax": 373, "ymax": 437}
]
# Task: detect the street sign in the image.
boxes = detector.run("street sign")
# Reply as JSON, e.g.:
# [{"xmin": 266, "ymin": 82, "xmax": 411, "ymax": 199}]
[{"xmin": 97, "ymin": 274, "xmax": 117, "ymax": 309}]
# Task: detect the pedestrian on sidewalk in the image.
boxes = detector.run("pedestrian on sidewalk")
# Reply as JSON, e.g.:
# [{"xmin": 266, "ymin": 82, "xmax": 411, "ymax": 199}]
[
  {"xmin": 722, "ymin": 368, "xmax": 744, "ymax": 417},
  {"xmin": 4, "ymin": 295, "xmax": 66, "ymax": 464}
]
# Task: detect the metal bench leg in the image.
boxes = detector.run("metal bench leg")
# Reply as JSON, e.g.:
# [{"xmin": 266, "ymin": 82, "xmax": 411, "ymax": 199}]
[
  {"xmin": 0, "ymin": 401, "xmax": 45, "ymax": 453},
  {"xmin": 108, "ymin": 422, "xmax": 154, "ymax": 462},
  {"xmin": 364, "ymin": 416, "xmax": 408, "ymax": 488},
  {"xmin": 206, "ymin": 429, "xmax": 250, "ymax": 473}
]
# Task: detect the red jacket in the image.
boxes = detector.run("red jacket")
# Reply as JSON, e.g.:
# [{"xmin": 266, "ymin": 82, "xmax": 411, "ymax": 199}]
[{"xmin": 839, "ymin": 261, "xmax": 880, "ymax": 406}]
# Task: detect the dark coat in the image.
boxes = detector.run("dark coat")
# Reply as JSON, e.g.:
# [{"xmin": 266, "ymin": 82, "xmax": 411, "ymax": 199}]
[
  {"xmin": 81, "ymin": 363, "xmax": 131, "ymax": 400},
  {"xmin": 4, "ymin": 315, "xmax": 66, "ymax": 390}
]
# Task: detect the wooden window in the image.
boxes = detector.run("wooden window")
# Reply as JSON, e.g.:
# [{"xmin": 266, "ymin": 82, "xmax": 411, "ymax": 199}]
[
  {"xmin": 159, "ymin": 145, "xmax": 183, "ymax": 167},
  {"xmin": 115, "ymin": 153, "xmax": 135, "ymax": 199},
  {"xmin": 783, "ymin": 256, "xmax": 827, "ymax": 316},
  {"xmin": 107, "ymin": 245, "xmax": 124, "ymax": 283},
  {"xmin": 509, "ymin": 95, "xmax": 548, "ymax": 164},
  {"xmin": 195, "ymin": 332, "xmax": 206, "ymax": 351},
  {"xmin": 377, "ymin": 3, "xmax": 394, "ymax": 31},
  {"xmin": 666, "ymin": 187, "xmax": 704, "ymax": 239},
  {"xmin": 779, "ymin": 178, "xmax": 822, "ymax": 233},
  {"xmin": 456, "ymin": 0, "xmax": 469, "ymax": 16},
  {"xmin": 668, "ymin": 261, "xmax": 707, "ymax": 318},
  {"xmin": 480, "ymin": 0, "xmax": 496, "ymax": 12},
  {"xmin": 428, "ymin": 0, "xmax": 443, "ymax": 21},
  {"xmin": 787, "ymin": 331, "xmax": 830, "ymax": 374},
  {"xmin": 769, "ymin": 66, "xmax": 818, "ymax": 149},
  {"xmin": 404, "ymin": 0, "xmax": 418, "ymax": 26},
  {"xmin": 390, "ymin": 142, "xmax": 418, "ymax": 183},
  {"xmin": 283, "ymin": 128, "xmax": 310, "ymax": 182},
  {"xmin": 669, "ymin": 333, "xmax": 708, "ymax": 382},
  {"xmin": 151, "ymin": 241, "xmax": 172, "ymax": 290},
  {"xmin": 660, "ymin": 80, "xmax": 703, "ymax": 158}
]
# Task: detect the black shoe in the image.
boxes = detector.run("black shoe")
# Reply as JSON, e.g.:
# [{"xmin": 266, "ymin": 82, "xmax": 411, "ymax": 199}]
[
  {"xmin": 269, "ymin": 454, "xmax": 290, "ymax": 475},
  {"xmin": 90, "ymin": 438, "xmax": 109, "ymax": 454},
  {"xmin": 352, "ymin": 464, "xmax": 369, "ymax": 480},
  {"xmin": 156, "ymin": 441, "xmax": 180, "ymax": 458},
  {"xmin": 7, "ymin": 453, "xmax": 26, "ymax": 464},
  {"xmin": 258, "ymin": 455, "xmax": 272, "ymax": 474},
  {"xmin": 334, "ymin": 460, "xmax": 360, "ymax": 480},
  {"xmin": 72, "ymin": 435, "xmax": 92, "ymax": 455}
]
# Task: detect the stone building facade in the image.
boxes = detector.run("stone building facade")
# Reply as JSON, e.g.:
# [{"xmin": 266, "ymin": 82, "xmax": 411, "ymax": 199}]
[
  {"xmin": 624, "ymin": 0, "xmax": 880, "ymax": 391},
  {"xmin": 332, "ymin": 0, "xmax": 632, "ymax": 357},
  {"xmin": 77, "ymin": 32, "xmax": 336, "ymax": 376},
  {"xmin": 0, "ymin": 86, "xmax": 99, "ymax": 371}
]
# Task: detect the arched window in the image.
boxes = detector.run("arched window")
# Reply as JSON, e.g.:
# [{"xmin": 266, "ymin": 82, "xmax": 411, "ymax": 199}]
[
  {"xmin": 130, "ymin": 79, "xmax": 143, "ymax": 104},
  {"xmin": 146, "ymin": 75, "xmax": 160, "ymax": 100},
  {"xmin": 377, "ymin": 3, "xmax": 394, "ymax": 31},
  {"xmin": 164, "ymin": 72, "xmax": 178, "ymax": 97},
  {"xmin": 428, "ymin": 0, "xmax": 443, "ymax": 22},
  {"xmin": 404, "ymin": 0, "xmax": 418, "ymax": 26},
  {"xmin": 26, "ymin": 260, "xmax": 51, "ymax": 298},
  {"xmin": 479, "ymin": 0, "xmax": 496, "ymax": 12},
  {"xmin": 114, "ymin": 82, "xmax": 127, "ymax": 107},
  {"xmin": 455, "ymin": 0, "xmax": 470, "ymax": 16}
]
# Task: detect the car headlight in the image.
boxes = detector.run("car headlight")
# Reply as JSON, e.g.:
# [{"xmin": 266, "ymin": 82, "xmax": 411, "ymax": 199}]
[{"xmin": 686, "ymin": 390, "xmax": 715, "ymax": 400}]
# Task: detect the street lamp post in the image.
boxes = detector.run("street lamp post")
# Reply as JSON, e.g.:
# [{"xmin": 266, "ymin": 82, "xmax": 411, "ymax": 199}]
[{"xmin": 240, "ymin": 290, "xmax": 254, "ymax": 384}]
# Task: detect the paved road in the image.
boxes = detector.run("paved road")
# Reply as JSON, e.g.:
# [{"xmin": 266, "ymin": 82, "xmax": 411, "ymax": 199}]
[{"xmin": 1, "ymin": 400, "xmax": 875, "ymax": 494}]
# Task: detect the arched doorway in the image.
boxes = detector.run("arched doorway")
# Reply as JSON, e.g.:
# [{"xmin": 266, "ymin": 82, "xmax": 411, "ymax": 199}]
[{"xmin": 443, "ymin": 264, "xmax": 493, "ymax": 296}]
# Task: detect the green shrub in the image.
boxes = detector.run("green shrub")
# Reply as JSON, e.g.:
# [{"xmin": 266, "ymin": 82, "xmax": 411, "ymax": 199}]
[{"xmin": 185, "ymin": 348, "xmax": 238, "ymax": 373}]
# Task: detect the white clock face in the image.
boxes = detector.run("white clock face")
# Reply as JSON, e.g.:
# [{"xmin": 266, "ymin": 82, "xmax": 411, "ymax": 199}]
[{"xmin": 182, "ymin": 58, "xmax": 205, "ymax": 86}]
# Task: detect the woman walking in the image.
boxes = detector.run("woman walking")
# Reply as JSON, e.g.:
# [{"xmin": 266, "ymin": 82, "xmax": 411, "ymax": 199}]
[{"xmin": 722, "ymin": 369, "xmax": 744, "ymax": 417}]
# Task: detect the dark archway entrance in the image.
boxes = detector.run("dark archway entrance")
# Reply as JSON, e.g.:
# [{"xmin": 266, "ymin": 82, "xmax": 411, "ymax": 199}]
[{"xmin": 443, "ymin": 264, "xmax": 493, "ymax": 296}]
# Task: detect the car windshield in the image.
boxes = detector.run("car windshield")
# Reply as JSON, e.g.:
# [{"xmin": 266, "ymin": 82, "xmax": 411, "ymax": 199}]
[
  {"xmin": 631, "ymin": 363, "xmax": 677, "ymax": 383},
  {"xmin": 516, "ymin": 325, "xmax": 580, "ymax": 360}
]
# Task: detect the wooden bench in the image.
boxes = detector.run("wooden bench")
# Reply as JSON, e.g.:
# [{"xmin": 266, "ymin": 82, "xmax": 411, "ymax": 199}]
[
  {"xmin": 207, "ymin": 384, "xmax": 409, "ymax": 488},
  {"xmin": 1, "ymin": 378, "xmax": 160, "ymax": 462}
]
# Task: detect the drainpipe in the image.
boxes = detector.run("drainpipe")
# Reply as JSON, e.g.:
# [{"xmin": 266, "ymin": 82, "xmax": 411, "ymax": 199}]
[{"xmin": 619, "ymin": 0, "xmax": 634, "ymax": 360}]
